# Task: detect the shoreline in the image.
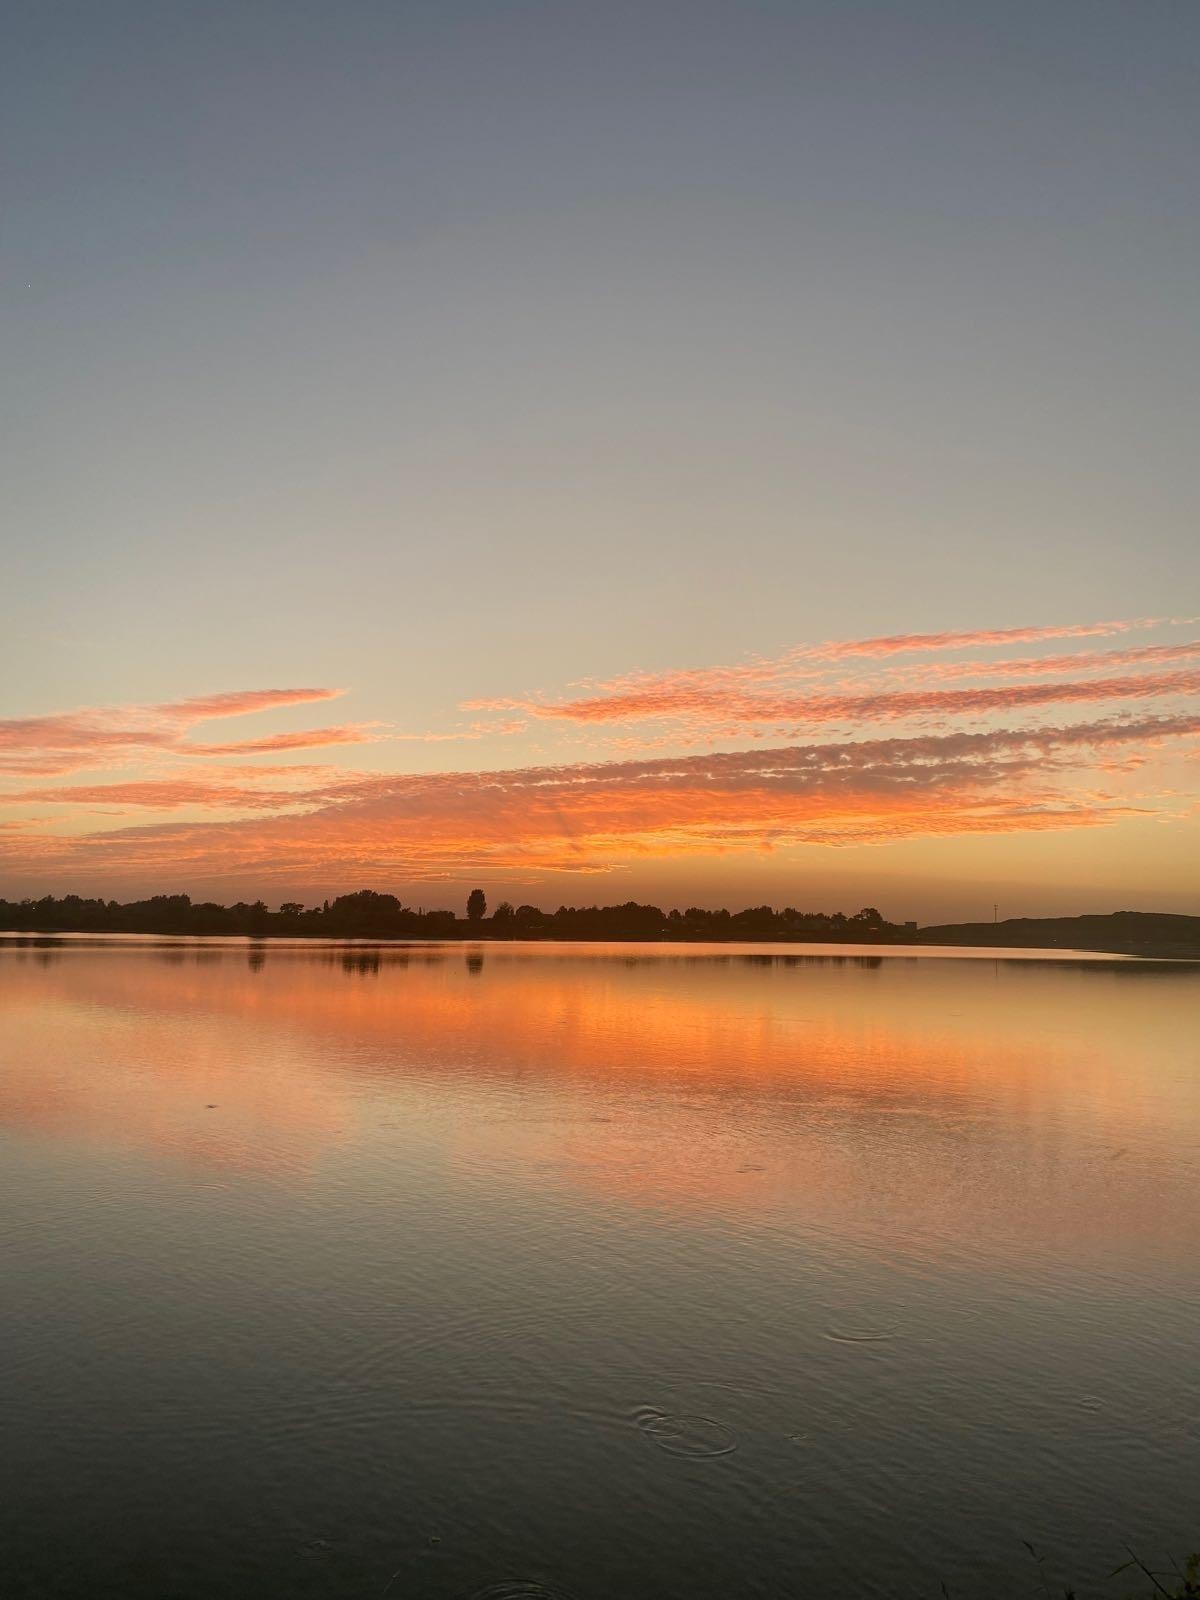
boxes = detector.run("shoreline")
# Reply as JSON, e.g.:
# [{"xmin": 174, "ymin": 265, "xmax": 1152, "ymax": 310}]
[{"xmin": 2, "ymin": 927, "xmax": 1196, "ymax": 962}]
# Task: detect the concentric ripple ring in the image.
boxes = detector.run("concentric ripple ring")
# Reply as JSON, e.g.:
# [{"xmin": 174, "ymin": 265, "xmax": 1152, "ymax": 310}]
[{"xmin": 634, "ymin": 1406, "xmax": 738, "ymax": 1458}]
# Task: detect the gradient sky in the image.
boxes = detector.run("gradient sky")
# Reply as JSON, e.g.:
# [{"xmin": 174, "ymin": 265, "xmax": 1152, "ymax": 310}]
[{"xmin": 2, "ymin": 1, "xmax": 1197, "ymax": 920}]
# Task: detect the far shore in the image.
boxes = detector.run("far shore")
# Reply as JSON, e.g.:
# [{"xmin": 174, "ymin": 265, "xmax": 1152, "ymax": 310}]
[{"xmin": 3, "ymin": 893, "xmax": 1197, "ymax": 960}]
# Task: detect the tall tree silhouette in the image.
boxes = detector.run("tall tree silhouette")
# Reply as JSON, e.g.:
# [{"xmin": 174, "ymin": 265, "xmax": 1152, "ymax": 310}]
[{"xmin": 467, "ymin": 888, "xmax": 487, "ymax": 922}]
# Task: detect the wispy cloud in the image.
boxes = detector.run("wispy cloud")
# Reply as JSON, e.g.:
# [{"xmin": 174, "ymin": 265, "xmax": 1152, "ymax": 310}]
[
  {"xmin": 389, "ymin": 718, "xmax": 529, "ymax": 743},
  {"xmin": 151, "ymin": 688, "xmax": 343, "ymax": 722},
  {"xmin": 467, "ymin": 617, "xmax": 1177, "ymax": 719},
  {"xmin": 3, "ymin": 623, "xmax": 1196, "ymax": 894},
  {"xmin": 188, "ymin": 725, "xmax": 384, "ymax": 756},
  {"xmin": 4, "ymin": 711, "xmax": 1195, "ymax": 889},
  {"xmin": 477, "ymin": 667, "xmax": 1200, "ymax": 734},
  {"xmin": 798, "ymin": 618, "xmax": 1174, "ymax": 661},
  {"xmin": 12, "ymin": 780, "xmax": 314, "ymax": 813},
  {"xmin": 464, "ymin": 617, "xmax": 1199, "ymax": 744},
  {"xmin": 887, "ymin": 638, "xmax": 1200, "ymax": 684},
  {"xmin": 0, "ymin": 687, "xmax": 352, "ymax": 777}
]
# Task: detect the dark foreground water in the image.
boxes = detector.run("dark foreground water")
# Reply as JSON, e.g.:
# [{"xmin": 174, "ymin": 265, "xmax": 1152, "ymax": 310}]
[{"xmin": 1, "ymin": 939, "xmax": 1197, "ymax": 1600}]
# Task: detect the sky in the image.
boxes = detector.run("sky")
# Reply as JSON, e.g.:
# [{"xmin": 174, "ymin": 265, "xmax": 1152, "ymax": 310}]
[{"xmin": 2, "ymin": 0, "xmax": 1197, "ymax": 921}]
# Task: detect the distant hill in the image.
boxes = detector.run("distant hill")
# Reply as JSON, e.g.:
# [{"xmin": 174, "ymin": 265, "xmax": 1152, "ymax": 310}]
[{"xmin": 917, "ymin": 911, "xmax": 1200, "ymax": 959}]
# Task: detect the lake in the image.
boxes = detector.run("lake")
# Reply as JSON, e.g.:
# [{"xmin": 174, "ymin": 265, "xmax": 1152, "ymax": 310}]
[{"xmin": 1, "ymin": 938, "xmax": 1197, "ymax": 1599}]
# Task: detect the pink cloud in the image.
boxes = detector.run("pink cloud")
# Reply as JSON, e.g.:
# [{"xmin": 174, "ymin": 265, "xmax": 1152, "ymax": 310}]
[
  {"xmin": 3, "ymin": 711, "xmax": 1195, "ymax": 891},
  {"xmin": 13, "ymin": 780, "xmax": 315, "ymax": 812},
  {"xmin": 389, "ymin": 718, "xmax": 529, "ymax": 743},
  {"xmin": 0, "ymin": 687, "xmax": 349, "ymax": 777},
  {"xmin": 2, "ymin": 639, "xmax": 1196, "ymax": 897},
  {"xmin": 890, "ymin": 638, "xmax": 1200, "ymax": 684},
  {"xmin": 465, "ymin": 617, "xmax": 1193, "ymax": 741},
  {"xmin": 188, "ymin": 724, "xmax": 384, "ymax": 756},
  {"xmin": 481, "ymin": 666, "xmax": 1200, "ymax": 733},
  {"xmin": 151, "ymin": 688, "xmax": 344, "ymax": 722},
  {"xmin": 799, "ymin": 617, "xmax": 1173, "ymax": 661}
]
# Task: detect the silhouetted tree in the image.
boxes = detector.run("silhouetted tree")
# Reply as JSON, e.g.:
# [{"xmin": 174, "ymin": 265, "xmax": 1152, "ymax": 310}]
[{"xmin": 0, "ymin": 891, "xmax": 932, "ymax": 947}]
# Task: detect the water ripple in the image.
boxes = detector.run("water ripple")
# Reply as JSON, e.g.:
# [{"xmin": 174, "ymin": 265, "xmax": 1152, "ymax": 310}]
[
  {"xmin": 633, "ymin": 1405, "xmax": 738, "ymax": 1458},
  {"xmin": 466, "ymin": 1584, "xmax": 580, "ymax": 1600},
  {"xmin": 825, "ymin": 1326, "xmax": 898, "ymax": 1344}
]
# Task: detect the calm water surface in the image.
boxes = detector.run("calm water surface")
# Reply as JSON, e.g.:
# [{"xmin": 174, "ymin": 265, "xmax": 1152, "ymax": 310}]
[{"xmin": 1, "ymin": 939, "xmax": 1198, "ymax": 1599}]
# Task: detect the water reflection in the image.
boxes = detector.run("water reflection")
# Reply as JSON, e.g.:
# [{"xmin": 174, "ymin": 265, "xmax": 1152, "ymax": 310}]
[
  {"xmin": 341, "ymin": 950, "xmax": 382, "ymax": 976},
  {"xmin": 1, "ymin": 941, "xmax": 1196, "ymax": 1255},
  {"xmin": 2, "ymin": 940, "xmax": 1199, "ymax": 1599}
]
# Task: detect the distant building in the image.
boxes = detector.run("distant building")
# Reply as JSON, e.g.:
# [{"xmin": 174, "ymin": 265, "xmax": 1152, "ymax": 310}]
[{"xmin": 904, "ymin": 921, "xmax": 918, "ymax": 931}]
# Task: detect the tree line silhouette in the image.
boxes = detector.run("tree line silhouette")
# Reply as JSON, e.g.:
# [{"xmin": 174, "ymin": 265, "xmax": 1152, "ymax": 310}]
[{"xmin": 0, "ymin": 890, "xmax": 910, "ymax": 943}]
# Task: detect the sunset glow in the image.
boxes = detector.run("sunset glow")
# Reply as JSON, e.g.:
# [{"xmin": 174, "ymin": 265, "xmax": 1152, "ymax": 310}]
[
  {"xmin": 2, "ymin": 617, "xmax": 1197, "ymax": 916},
  {"xmin": 5, "ymin": 944, "xmax": 1193, "ymax": 1252}
]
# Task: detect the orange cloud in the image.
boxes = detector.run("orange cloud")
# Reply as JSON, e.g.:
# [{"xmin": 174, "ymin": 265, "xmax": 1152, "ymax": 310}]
[
  {"xmin": 481, "ymin": 666, "xmax": 1200, "ymax": 733},
  {"xmin": 2, "ymin": 712, "xmax": 1195, "ymax": 890},
  {"xmin": 890, "ymin": 638, "xmax": 1200, "ymax": 684},
  {"xmin": 12, "ymin": 780, "xmax": 314, "ymax": 812},
  {"xmin": 151, "ymin": 688, "xmax": 343, "ymax": 721},
  {"xmin": 799, "ymin": 617, "xmax": 1173, "ymax": 660},
  {"xmin": 0, "ymin": 687, "xmax": 349, "ymax": 777},
  {"xmin": 465, "ymin": 617, "xmax": 1197, "ymax": 744},
  {"xmin": 390, "ymin": 718, "xmax": 529, "ymax": 742},
  {"xmin": 188, "ymin": 724, "xmax": 383, "ymax": 756},
  {"xmin": 3, "ymin": 626, "xmax": 1196, "ymax": 896}
]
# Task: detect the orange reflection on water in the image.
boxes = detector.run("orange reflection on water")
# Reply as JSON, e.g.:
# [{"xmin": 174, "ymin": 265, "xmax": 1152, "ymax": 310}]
[
  {"xmin": 1, "ymin": 942, "xmax": 1197, "ymax": 1260},
  {"xmin": 0, "ymin": 949, "xmax": 352, "ymax": 1178}
]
